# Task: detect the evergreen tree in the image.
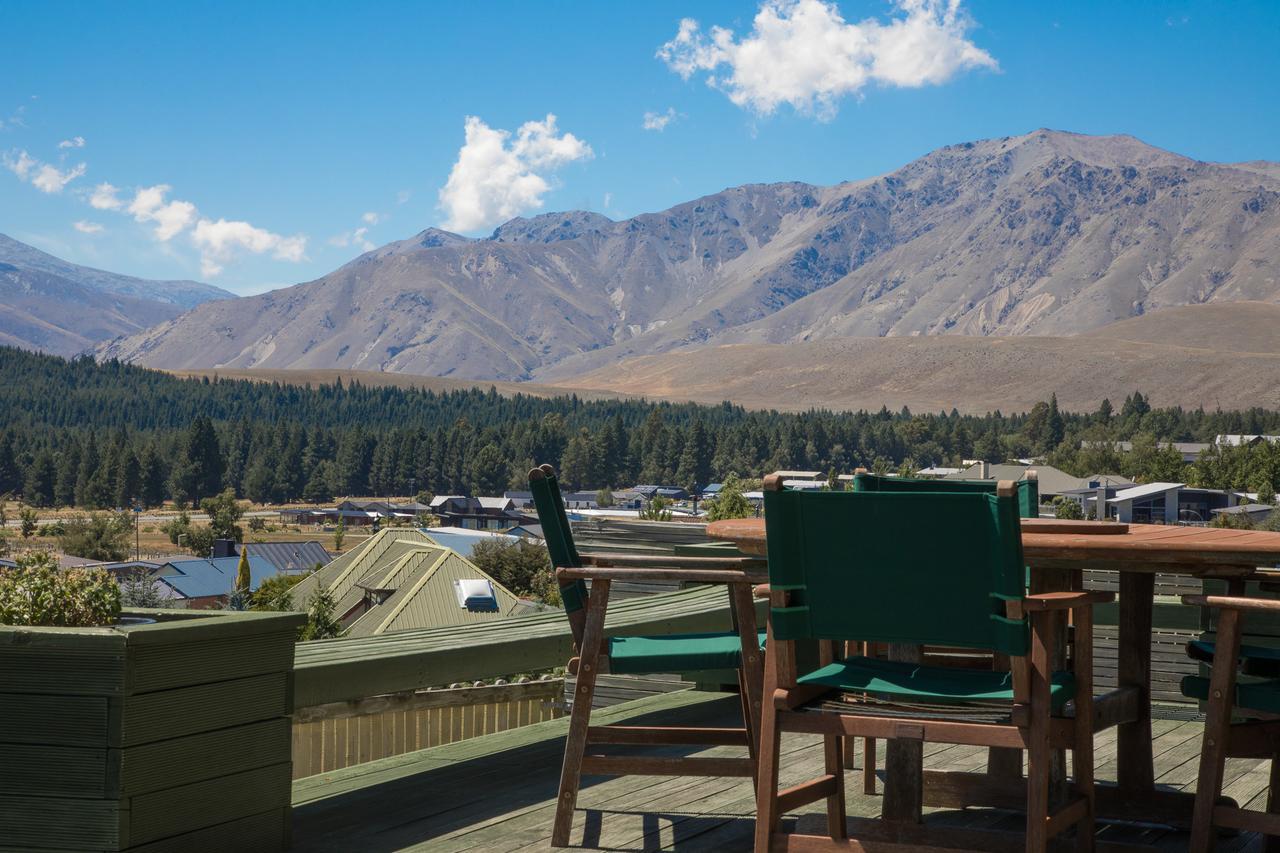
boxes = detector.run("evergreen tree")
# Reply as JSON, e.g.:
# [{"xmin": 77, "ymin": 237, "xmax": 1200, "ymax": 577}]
[
  {"xmin": 55, "ymin": 443, "xmax": 81, "ymax": 507},
  {"xmin": 676, "ymin": 418, "xmax": 712, "ymax": 491},
  {"xmin": 137, "ymin": 443, "xmax": 167, "ymax": 508},
  {"xmin": 23, "ymin": 451, "xmax": 56, "ymax": 507}
]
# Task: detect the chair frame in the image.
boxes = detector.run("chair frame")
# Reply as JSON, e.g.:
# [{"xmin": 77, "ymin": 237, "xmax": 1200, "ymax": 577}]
[
  {"xmin": 844, "ymin": 467, "xmax": 1041, "ymax": 792},
  {"xmin": 753, "ymin": 474, "xmax": 1113, "ymax": 853},
  {"xmin": 1184, "ymin": 592, "xmax": 1280, "ymax": 853},
  {"xmin": 529, "ymin": 465, "xmax": 768, "ymax": 847}
]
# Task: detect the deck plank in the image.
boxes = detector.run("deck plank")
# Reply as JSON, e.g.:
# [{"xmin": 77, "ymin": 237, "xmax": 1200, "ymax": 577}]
[{"xmin": 291, "ymin": 689, "xmax": 1273, "ymax": 852}]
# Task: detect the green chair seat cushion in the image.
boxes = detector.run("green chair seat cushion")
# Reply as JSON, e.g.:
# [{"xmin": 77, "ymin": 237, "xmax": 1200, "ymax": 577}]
[
  {"xmin": 1181, "ymin": 675, "xmax": 1280, "ymax": 714},
  {"xmin": 1186, "ymin": 639, "xmax": 1280, "ymax": 678},
  {"xmin": 607, "ymin": 630, "xmax": 766, "ymax": 675},
  {"xmin": 796, "ymin": 656, "xmax": 1076, "ymax": 709}
]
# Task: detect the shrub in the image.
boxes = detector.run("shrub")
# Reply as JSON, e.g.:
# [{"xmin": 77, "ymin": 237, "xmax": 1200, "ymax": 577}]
[
  {"xmin": 469, "ymin": 538, "xmax": 557, "ymax": 603},
  {"xmin": 639, "ymin": 495, "xmax": 673, "ymax": 521},
  {"xmin": 706, "ymin": 475, "xmax": 755, "ymax": 522},
  {"xmin": 59, "ymin": 512, "xmax": 132, "ymax": 561},
  {"xmin": 119, "ymin": 571, "xmax": 173, "ymax": 608},
  {"xmin": 0, "ymin": 552, "xmax": 122, "ymax": 626},
  {"xmin": 1054, "ymin": 498, "xmax": 1084, "ymax": 520},
  {"xmin": 19, "ymin": 506, "xmax": 38, "ymax": 538}
]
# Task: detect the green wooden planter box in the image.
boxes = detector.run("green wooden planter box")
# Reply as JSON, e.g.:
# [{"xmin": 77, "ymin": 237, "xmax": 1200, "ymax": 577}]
[{"xmin": 0, "ymin": 608, "xmax": 305, "ymax": 852}]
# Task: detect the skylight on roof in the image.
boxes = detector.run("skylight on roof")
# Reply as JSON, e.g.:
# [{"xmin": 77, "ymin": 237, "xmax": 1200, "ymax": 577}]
[{"xmin": 454, "ymin": 578, "xmax": 499, "ymax": 612}]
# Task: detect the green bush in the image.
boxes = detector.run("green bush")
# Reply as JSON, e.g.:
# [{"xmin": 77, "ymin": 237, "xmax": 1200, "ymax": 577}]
[
  {"xmin": 469, "ymin": 538, "xmax": 558, "ymax": 604},
  {"xmin": 0, "ymin": 552, "xmax": 122, "ymax": 627},
  {"xmin": 59, "ymin": 512, "xmax": 132, "ymax": 561}
]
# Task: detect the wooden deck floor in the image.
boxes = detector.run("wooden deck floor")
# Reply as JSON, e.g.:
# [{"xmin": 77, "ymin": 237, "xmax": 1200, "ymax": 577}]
[{"xmin": 292, "ymin": 690, "xmax": 1274, "ymax": 852}]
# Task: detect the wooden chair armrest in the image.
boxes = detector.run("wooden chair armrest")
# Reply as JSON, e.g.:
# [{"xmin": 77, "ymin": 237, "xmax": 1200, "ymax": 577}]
[
  {"xmin": 557, "ymin": 566, "xmax": 768, "ymax": 585},
  {"xmin": 1183, "ymin": 594, "xmax": 1280, "ymax": 613},
  {"xmin": 581, "ymin": 553, "xmax": 765, "ymax": 569},
  {"xmin": 1006, "ymin": 590, "xmax": 1113, "ymax": 617}
]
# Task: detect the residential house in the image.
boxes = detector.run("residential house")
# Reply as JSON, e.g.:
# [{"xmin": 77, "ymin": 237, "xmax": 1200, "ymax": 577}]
[
  {"xmin": 429, "ymin": 495, "xmax": 530, "ymax": 530},
  {"xmin": 1080, "ymin": 440, "xmax": 1211, "ymax": 464},
  {"xmin": 287, "ymin": 527, "xmax": 529, "ymax": 637},
  {"xmin": 945, "ymin": 461, "xmax": 1132, "ymax": 500},
  {"xmin": 424, "ymin": 526, "xmax": 520, "ymax": 558},
  {"xmin": 1217, "ymin": 435, "xmax": 1280, "ymax": 448},
  {"xmin": 1211, "ymin": 504, "xmax": 1276, "ymax": 526},
  {"xmin": 1062, "ymin": 482, "xmax": 1250, "ymax": 524},
  {"xmin": 240, "ymin": 541, "xmax": 331, "ymax": 574},
  {"xmin": 280, "ymin": 499, "xmax": 429, "ymax": 526},
  {"xmin": 631, "ymin": 485, "xmax": 690, "ymax": 502},
  {"xmin": 152, "ymin": 554, "xmax": 277, "ymax": 608}
]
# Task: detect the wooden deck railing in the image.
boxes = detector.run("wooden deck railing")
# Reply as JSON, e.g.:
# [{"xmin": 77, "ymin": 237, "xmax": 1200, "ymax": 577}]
[
  {"xmin": 291, "ymin": 679, "xmax": 564, "ymax": 778},
  {"xmin": 292, "ymin": 583, "xmax": 748, "ymax": 708}
]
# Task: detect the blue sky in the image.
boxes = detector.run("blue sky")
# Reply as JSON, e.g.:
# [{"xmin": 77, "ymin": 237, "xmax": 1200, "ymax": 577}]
[{"xmin": 2, "ymin": 0, "xmax": 1278, "ymax": 295}]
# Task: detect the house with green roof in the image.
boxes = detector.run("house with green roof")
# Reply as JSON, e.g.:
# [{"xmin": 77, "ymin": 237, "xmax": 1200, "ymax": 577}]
[{"xmin": 289, "ymin": 527, "xmax": 529, "ymax": 637}]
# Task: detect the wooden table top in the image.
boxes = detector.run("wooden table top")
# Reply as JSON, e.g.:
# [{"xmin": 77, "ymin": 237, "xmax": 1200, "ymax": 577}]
[{"xmin": 706, "ymin": 517, "xmax": 1280, "ymax": 575}]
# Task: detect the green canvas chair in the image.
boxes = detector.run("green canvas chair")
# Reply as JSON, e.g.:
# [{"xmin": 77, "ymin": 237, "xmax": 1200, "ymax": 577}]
[
  {"xmin": 753, "ymin": 474, "xmax": 1113, "ymax": 853},
  {"xmin": 528, "ymin": 464, "xmax": 767, "ymax": 847},
  {"xmin": 1180, "ymin": 592, "xmax": 1280, "ymax": 852},
  {"xmin": 848, "ymin": 468, "xmax": 1041, "ymax": 789}
]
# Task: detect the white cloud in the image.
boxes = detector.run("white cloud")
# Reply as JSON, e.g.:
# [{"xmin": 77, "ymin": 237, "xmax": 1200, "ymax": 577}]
[
  {"xmin": 603, "ymin": 192, "xmax": 613, "ymax": 209},
  {"xmin": 58, "ymin": 136, "xmax": 86, "ymax": 149},
  {"xmin": 4, "ymin": 149, "xmax": 86, "ymax": 193},
  {"xmin": 361, "ymin": 211, "xmax": 381, "ymax": 225},
  {"xmin": 3, "ymin": 150, "xmax": 36, "ymax": 180},
  {"xmin": 73, "ymin": 220, "xmax": 104, "ymax": 234},
  {"xmin": 642, "ymin": 108, "xmax": 679, "ymax": 131},
  {"xmin": 89, "ymin": 182, "xmax": 123, "ymax": 210},
  {"xmin": 438, "ymin": 114, "xmax": 593, "ymax": 233},
  {"xmin": 126, "ymin": 184, "xmax": 198, "ymax": 241},
  {"xmin": 191, "ymin": 218, "xmax": 307, "ymax": 277},
  {"xmin": 658, "ymin": 0, "xmax": 997, "ymax": 120},
  {"xmin": 328, "ymin": 226, "xmax": 376, "ymax": 252},
  {"xmin": 397, "ymin": 189, "xmax": 412, "ymax": 205}
]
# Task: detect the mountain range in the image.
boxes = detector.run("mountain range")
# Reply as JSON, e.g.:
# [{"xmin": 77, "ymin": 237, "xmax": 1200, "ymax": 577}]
[
  {"xmin": 94, "ymin": 129, "xmax": 1280, "ymax": 385},
  {"xmin": 0, "ymin": 234, "xmax": 232, "ymax": 356}
]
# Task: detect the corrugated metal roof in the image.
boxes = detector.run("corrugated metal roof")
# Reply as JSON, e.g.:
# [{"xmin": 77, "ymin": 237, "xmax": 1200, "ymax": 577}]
[
  {"xmin": 158, "ymin": 555, "xmax": 275, "ymax": 598},
  {"xmin": 1108, "ymin": 482, "xmax": 1185, "ymax": 503},
  {"xmin": 289, "ymin": 527, "xmax": 435, "ymax": 606},
  {"xmin": 346, "ymin": 550, "xmax": 522, "ymax": 637},
  {"xmin": 425, "ymin": 528, "xmax": 518, "ymax": 558},
  {"xmin": 242, "ymin": 541, "xmax": 331, "ymax": 574}
]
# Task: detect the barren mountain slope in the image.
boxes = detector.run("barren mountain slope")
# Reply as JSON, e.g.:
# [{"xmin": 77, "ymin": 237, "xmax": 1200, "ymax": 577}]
[
  {"xmin": 565, "ymin": 304, "xmax": 1280, "ymax": 414},
  {"xmin": 0, "ymin": 234, "xmax": 233, "ymax": 356},
  {"xmin": 1080, "ymin": 301, "xmax": 1280, "ymax": 353},
  {"xmin": 99, "ymin": 130, "xmax": 1280, "ymax": 380}
]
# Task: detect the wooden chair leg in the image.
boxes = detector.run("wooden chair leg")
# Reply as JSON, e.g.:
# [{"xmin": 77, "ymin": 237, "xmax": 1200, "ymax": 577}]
[
  {"xmin": 732, "ymin": 582, "xmax": 765, "ymax": 777},
  {"xmin": 841, "ymin": 735, "xmax": 856, "ymax": 770},
  {"xmin": 825, "ymin": 734, "xmax": 848, "ymax": 839},
  {"xmin": 753, "ymin": 698, "xmax": 782, "ymax": 852},
  {"xmin": 1190, "ymin": 607, "xmax": 1242, "ymax": 853},
  {"xmin": 862, "ymin": 737, "xmax": 877, "ymax": 794},
  {"xmin": 552, "ymin": 583, "xmax": 610, "ymax": 848},
  {"xmin": 1073, "ymin": 606, "xmax": 1096, "ymax": 853},
  {"xmin": 1026, "ymin": 617, "xmax": 1054, "ymax": 853}
]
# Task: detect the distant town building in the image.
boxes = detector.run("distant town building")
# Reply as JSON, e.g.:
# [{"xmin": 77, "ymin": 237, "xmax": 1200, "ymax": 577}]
[
  {"xmin": 429, "ymin": 495, "xmax": 530, "ymax": 530},
  {"xmin": 281, "ymin": 499, "xmax": 429, "ymax": 526}
]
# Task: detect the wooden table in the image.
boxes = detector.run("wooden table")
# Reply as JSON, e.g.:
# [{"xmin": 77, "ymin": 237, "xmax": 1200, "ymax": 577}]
[{"xmin": 707, "ymin": 516, "xmax": 1280, "ymax": 827}]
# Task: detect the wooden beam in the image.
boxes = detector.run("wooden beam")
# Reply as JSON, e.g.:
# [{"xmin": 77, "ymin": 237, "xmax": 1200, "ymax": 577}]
[
  {"xmin": 578, "ymin": 754, "xmax": 754, "ymax": 777},
  {"xmin": 584, "ymin": 725, "xmax": 747, "ymax": 746},
  {"xmin": 776, "ymin": 775, "xmax": 839, "ymax": 813}
]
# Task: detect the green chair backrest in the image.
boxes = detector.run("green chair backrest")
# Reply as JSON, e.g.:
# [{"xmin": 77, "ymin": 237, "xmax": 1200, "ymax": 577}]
[
  {"xmin": 763, "ymin": 486, "xmax": 1029, "ymax": 656},
  {"xmin": 528, "ymin": 465, "xmax": 588, "ymax": 615},
  {"xmin": 853, "ymin": 471, "xmax": 1040, "ymax": 519}
]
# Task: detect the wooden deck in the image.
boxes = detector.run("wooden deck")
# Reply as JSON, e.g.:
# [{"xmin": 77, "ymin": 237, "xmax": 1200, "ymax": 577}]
[{"xmin": 292, "ymin": 690, "xmax": 1274, "ymax": 852}]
